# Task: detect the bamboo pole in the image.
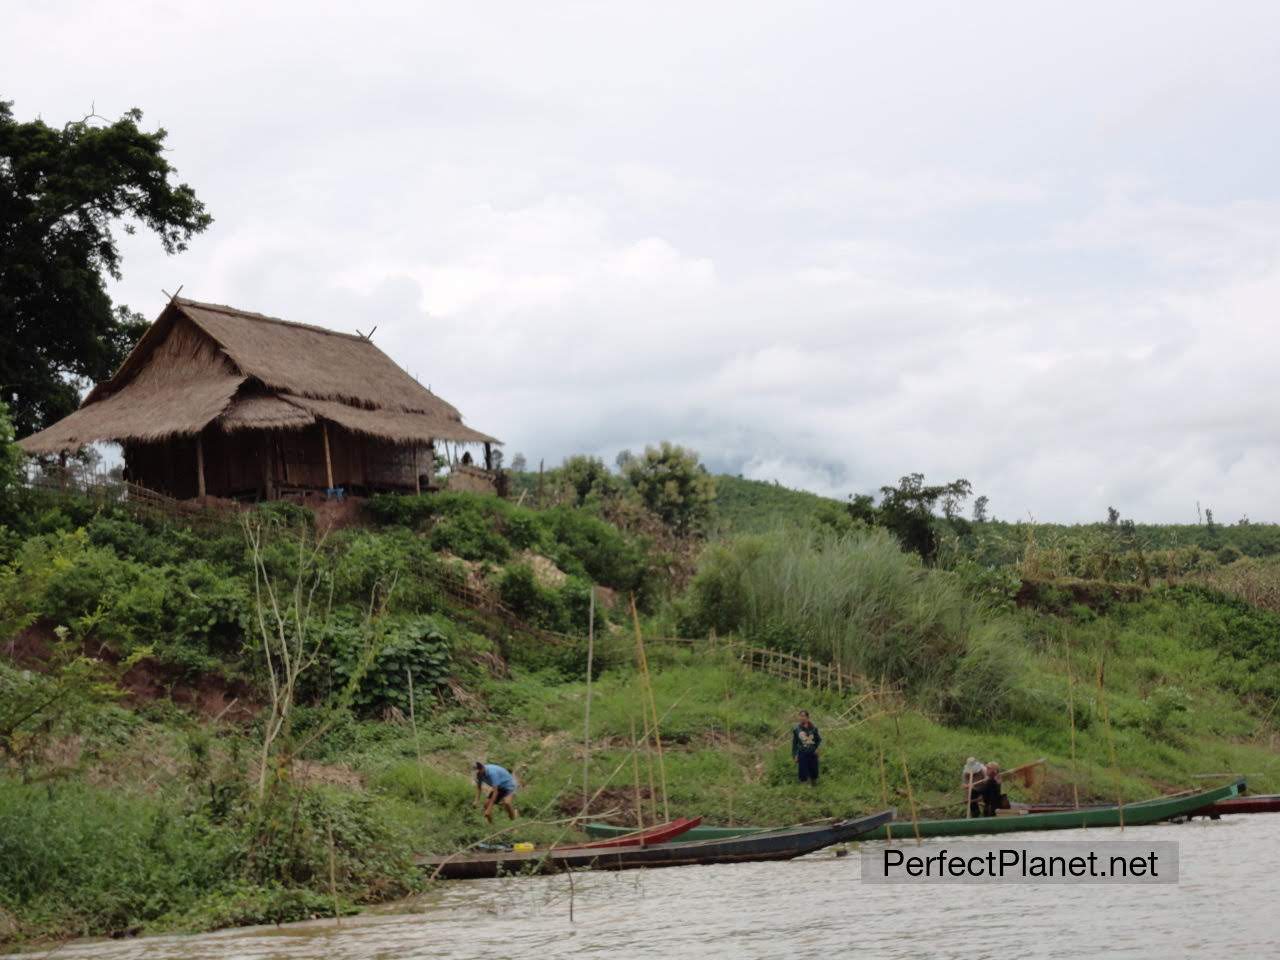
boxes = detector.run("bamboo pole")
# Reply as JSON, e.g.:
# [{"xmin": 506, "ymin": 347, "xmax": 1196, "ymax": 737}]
[
  {"xmin": 878, "ymin": 743, "xmax": 893, "ymax": 842},
  {"xmin": 413, "ymin": 446, "xmax": 421, "ymax": 495},
  {"xmin": 894, "ymin": 710, "xmax": 921, "ymax": 843},
  {"xmin": 632, "ymin": 595, "xmax": 670, "ymax": 820},
  {"xmin": 630, "ymin": 716, "xmax": 645, "ymax": 829},
  {"xmin": 643, "ymin": 712, "xmax": 659, "ymax": 824},
  {"xmin": 1096, "ymin": 654, "xmax": 1124, "ymax": 829},
  {"xmin": 582, "ymin": 586, "xmax": 595, "ymax": 813},
  {"xmin": 1066, "ymin": 644, "xmax": 1080, "ymax": 810}
]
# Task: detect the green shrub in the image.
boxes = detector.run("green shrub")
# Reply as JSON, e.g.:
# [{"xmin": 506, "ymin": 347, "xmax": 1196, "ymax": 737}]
[{"xmin": 429, "ymin": 510, "xmax": 510, "ymax": 562}]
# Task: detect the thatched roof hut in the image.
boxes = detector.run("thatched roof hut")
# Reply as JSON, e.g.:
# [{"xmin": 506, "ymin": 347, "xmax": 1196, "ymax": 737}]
[{"xmin": 19, "ymin": 298, "xmax": 500, "ymax": 500}]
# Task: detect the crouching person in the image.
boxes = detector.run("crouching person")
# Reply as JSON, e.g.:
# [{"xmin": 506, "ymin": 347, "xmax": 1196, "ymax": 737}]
[{"xmin": 475, "ymin": 760, "xmax": 519, "ymax": 823}]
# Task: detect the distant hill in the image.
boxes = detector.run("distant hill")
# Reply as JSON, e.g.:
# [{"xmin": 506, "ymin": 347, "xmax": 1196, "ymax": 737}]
[{"xmin": 711, "ymin": 474, "xmax": 846, "ymax": 535}]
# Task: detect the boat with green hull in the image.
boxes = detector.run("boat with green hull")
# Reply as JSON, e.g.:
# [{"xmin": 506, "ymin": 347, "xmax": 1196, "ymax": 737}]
[
  {"xmin": 861, "ymin": 779, "xmax": 1242, "ymax": 841},
  {"xmin": 582, "ymin": 780, "xmax": 1243, "ymax": 844}
]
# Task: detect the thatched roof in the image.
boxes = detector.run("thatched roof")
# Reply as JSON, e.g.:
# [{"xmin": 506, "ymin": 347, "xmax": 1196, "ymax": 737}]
[{"xmin": 19, "ymin": 297, "xmax": 499, "ymax": 455}]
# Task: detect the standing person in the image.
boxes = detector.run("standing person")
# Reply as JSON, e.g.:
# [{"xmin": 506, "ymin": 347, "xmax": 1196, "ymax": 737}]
[
  {"xmin": 474, "ymin": 761, "xmax": 519, "ymax": 823},
  {"xmin": 792, "ymin": 710, "xmax": 822, "ymax": 787}
]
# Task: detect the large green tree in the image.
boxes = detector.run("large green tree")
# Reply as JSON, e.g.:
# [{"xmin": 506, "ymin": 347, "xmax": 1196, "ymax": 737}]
[
  {"xmin": 622, "ymin": 441, "xmax": 717, "ymax": 535},
  {"xmin": 0, "ymin": 101, "xmax": 211, "ymax": 437}
]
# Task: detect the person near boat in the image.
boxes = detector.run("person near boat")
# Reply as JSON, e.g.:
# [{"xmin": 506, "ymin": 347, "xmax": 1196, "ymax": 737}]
[
  {"xmin": 792, "ymin": 710, "xmax": 822, "ymax": 786},
  {"xmin": 970, "ymin": 761, "xmax": 1004, "ymax": 817},
  {"xmin": 475, "ymin": 761, "xmax": 519, "ymax": 823}
]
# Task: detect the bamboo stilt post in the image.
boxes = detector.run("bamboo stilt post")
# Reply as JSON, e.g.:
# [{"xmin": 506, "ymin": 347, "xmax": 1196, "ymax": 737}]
[
  {"xmin": 630, "ymin": 717, "xmax": 645, "ymax": 829},
  {"xmin": 631, "ymin": 595, "xmax": 669, "ymax": 820},
  {"xmin": 582, "ymin": 586, "xmax": 595, "ymax": 813},
  {"xmin": 196, "ymin": 434, "xmax": 207, "ymax": 498},
  {"xmin": 322, "ymin": 422, "xmax": 335, "ymax": 491},
  {"xmin": 413, "ymin": 446, "xmax": 421, "ymax": 495}
]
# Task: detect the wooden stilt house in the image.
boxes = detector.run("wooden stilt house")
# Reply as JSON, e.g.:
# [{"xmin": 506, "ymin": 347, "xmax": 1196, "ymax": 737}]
[{"xmin": 17, "ymin": 298, "xmax": 499, "ymax": 500}]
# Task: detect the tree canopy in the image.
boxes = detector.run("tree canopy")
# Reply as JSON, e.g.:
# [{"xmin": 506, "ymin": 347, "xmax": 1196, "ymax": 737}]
[
  {"xmin": 0, "ymin": 101, "xmax": 211, "ymax": 437},
  {"xmin": 622, "ymin": 442, "xmax": 717, "ymax": 535}
]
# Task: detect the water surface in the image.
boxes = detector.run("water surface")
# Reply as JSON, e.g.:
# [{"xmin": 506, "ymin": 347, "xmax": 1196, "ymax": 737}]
[{"xmin": 26, "ymin": 817, "xmax": 1277, "ymax": 959}]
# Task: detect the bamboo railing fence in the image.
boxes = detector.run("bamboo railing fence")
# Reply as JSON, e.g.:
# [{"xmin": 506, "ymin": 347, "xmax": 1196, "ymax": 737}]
[{"xmin": 22, "ymin": 463, "xmax": 229, "ymax": 530}]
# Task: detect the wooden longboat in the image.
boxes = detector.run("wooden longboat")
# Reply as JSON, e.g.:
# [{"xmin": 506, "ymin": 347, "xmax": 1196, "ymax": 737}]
[
  {"xmin": 418, "ymin": 809, "xmax": 895, "ymax": 881},
  {"xmin": 584, "ymin": 821, "xmax": 770, "ymax": 843},
  {"xmin": 570, "ymin": 816, "xmax": 702, "ymax": 848},
  {"xmin": 1026, "ymin": 792, "xmax": 1280, "ymax": 820},
  {"xmin": 856, "ymin": 779, "xmax": 1243, "ymax": 841}
]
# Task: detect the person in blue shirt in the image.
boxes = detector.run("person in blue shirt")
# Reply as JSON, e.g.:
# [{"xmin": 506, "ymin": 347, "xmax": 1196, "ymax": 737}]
[
  {"xmin": 474, "ymin": 761, "xmax": 519, "ymax": 823},
  {"xmin": 792, "ymin": 710, "xmax": 822, "ymax": 786}
]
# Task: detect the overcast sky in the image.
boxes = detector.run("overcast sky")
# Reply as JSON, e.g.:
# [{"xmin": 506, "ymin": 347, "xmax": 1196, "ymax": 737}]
[{"xmin": 7, "ymin": 1, "xmax": 1280, "ymax": 522}]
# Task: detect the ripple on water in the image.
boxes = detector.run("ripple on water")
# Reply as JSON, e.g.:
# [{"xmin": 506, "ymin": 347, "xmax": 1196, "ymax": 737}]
[{"xmin": 23, "ymin": 818, "xmax": 1280, "ymax": 960}]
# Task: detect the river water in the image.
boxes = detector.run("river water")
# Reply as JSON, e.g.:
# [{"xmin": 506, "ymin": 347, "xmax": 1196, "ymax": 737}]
[{"xmin": 26, "ymin": 817, "xmax": 1279, "ymax": 959}]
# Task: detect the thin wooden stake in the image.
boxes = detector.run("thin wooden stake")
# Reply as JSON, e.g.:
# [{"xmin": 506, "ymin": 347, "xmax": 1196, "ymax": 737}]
[
  {"xmin": 582, "ymin": 586, "xmax": 596, "ymax": 813},
  {"xmin": 630, "ymin": 716, "xmax": 645, "ymax": 829},
  {"xmin": 878, "ymin": 743, "xmax": 893, "ymax": 842},
  {"xmin": 643, "ymin": 712, "xmax": 659, "ymax": 824},
  {"xmin": 1066, "ymin": 644, "xmax": 1080, "ymax": 810},
  {"xmin": 326, "ymin": 818, "xmax": 341, "ymax": 926},
  {"xmin": 1096, "ymin": 654, "xmax": 1124, "ymax": 829},
  {"xmin": 407, "ymin": 668, "xmax": 427, "ymax": 803}
]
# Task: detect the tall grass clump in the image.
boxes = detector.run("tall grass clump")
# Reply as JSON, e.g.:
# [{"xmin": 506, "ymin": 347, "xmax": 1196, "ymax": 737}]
[{"xmin": 682, "ymin": 527, "xmax": 996, "ymax": 693}]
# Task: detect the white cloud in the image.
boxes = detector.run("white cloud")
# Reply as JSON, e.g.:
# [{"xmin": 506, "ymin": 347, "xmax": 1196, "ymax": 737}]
[{"xmin": 5, "ymin": 0, "xmax": 1280, "ymax": 522}]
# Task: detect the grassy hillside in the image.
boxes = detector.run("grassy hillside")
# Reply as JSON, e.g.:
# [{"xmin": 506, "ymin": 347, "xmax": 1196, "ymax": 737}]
[
  {"xmin": 711, "ymin": 474, "xmax": 845, "ymax": 535},
  {"xmin": 3, "ymin": 482, "xmax": 1280, "ymax": 946}
]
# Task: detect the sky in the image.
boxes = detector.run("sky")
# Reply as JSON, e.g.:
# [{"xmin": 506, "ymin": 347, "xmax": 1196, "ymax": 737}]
[{"xmin": 6, "ymin": 0, "xmax": 1280, "ymax": 522}]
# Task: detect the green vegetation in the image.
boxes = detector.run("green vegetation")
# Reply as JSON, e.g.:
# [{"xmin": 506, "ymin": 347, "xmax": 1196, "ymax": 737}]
[
  {"xmin": 711, "ymin": 474, "xmax": 848, "ymax": 535},
  {"xmin": 3, "ymin": 470, "xmax": 1280, "ymax": 948}
]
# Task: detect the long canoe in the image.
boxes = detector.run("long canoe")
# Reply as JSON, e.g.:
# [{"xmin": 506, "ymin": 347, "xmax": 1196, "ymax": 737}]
[
  {"xmin": 418, "ymin": 809, "xmax": 895, "ymax": 880},
  {"xmin": 1027, "ymin": 793, "xmax": 1280, "ymax": 820},
  {"xmin": 583, "ymin": 821, "xmax": 770, "ymax": 843},
  {"xmin": 570, "ymin": 816, "xmax": 702, "ymax": 848},
  {"xmin": 858, "ymin": 779, "xmax": 1243, "ymax": 841}
]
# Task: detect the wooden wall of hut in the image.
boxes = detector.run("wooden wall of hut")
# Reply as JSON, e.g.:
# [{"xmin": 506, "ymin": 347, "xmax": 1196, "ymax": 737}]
[{"xmin": 124, "ymin": 424, "xmax": 433, "ymax": 500}]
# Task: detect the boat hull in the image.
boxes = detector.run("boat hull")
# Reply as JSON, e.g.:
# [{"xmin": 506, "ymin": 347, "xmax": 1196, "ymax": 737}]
[
  {"xmin": 419, "ymin": 809, "xmax": 895, "ymax": 880},
  {"xmin": 859, "ymin": 780, "xmax": 1243, "ymax": 841},
  {"xmin": 583, "ymin": 822, "xmax": 768, "ymax": 842},
  {"xmin": 569, "ymin": 816, "xmax": 702, "ymax": 848}
]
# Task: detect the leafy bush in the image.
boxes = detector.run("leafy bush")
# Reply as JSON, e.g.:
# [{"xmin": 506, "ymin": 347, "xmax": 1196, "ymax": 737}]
[
  {"xmin": 429, "ymin": 509, "xmax": 511, "ymax": 562},
  {"xmin": 19, "ymin": 530, "xmax": 248, "ymax": 674}
]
